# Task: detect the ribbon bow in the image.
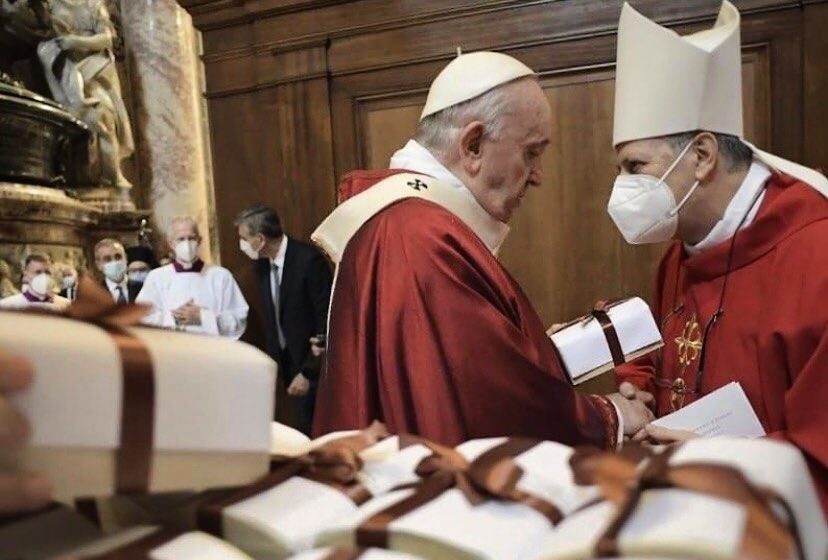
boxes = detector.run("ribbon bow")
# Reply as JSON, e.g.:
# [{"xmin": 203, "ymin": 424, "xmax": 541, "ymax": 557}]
[
  {"xmin": 569, "ymin": 446, "xmax": 803, "ymax": 560},
  {"xmin": 198, "ymin": 421, "xmax": 390, "ymax": 537},
  {"xmin": 65, "ymin": 276, "xmax": 151, "ymax": 326},
  {"xmin": 356, "ymin": 438, "xmax": 563, "ymax": 548}
]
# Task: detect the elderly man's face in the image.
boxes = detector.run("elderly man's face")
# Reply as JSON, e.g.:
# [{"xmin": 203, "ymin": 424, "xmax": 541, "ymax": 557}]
[
  {"xmin": 169, "ymin": 222, "xmax": 200, "ymax": 247},
  {"xmin": 466, "ymin": 79, "xmax": 551, "ymax": 223}
]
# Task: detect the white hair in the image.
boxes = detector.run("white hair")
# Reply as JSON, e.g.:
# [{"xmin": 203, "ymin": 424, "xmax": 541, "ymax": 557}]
[
  {"xmin": 167, "ymin": 215, "xmax": 200, "ymax": 239},
  {"xmin": 415, "ymin": 76, "xmax": 536, "ymax": 158}
]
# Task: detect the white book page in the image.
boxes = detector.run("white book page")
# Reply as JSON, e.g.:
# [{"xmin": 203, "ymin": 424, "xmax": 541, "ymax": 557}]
[{"xmin": 651, "ymin": 382, "xmax": 765, "ymax": 438}]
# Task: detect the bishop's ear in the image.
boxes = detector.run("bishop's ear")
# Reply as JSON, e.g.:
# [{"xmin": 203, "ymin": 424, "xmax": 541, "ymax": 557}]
[
  {"xmin": 692, "ymin": 132, "xmax": 719, "ymax": 183},
  {"xmin": 459, "ymin": 121, "xmax": 486, "ymax": 176}
]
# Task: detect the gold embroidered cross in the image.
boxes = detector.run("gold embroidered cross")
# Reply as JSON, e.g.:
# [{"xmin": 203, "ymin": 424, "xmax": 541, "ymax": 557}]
[{"xmin": 675, "ymin": 314, "xmax": 703, "ymax": 368}]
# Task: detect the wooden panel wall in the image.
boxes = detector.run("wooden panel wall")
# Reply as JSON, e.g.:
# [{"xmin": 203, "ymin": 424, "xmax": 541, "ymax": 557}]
[{"xmin": 179, "ymin": 0, "xmax": 826, "ymax": 329}]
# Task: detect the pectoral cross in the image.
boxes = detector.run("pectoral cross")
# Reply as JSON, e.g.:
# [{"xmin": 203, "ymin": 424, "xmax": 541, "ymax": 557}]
[
  {"xmin": 407, "ymin": 178, "xmax": 428, "ymax": 191},
  {"xmin": 670, "ymin": 314, "xmax": 703, "ymax": 410}
]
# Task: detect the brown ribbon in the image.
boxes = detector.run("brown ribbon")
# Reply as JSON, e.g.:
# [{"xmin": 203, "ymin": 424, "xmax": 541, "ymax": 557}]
[
  {"xmin": 589, "ymin": 301, "xmax": 626, "ymax": 368},
  {"xmin": 8, "ymin": 277, "xmax": 155, "ymax": 494},
  {"xmin": 355, "ymin": 438, "xmax": 563, "ymax": 548},
  {"xmin": 321, "ymin": 548, "xmax": 365, "ymax": 560},
  {"xmin": 569, "ymin": 446, "xmax": 803, "ymax": 560},
  {"xmin": 198, "ymin": 421, "xmax": 390, "ymax": 537}
]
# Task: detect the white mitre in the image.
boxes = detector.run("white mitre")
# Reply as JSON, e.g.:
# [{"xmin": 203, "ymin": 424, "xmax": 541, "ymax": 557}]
[
  {"xmin": 614, "ymin": 1, "xmax": 828, "ymax": 197},
  {"xmin": 420, "ymin": 50, "xmax": 535, "ymax": 120}
]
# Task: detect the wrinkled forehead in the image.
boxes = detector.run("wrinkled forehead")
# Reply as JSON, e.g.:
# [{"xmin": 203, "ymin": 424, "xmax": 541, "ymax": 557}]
[
  {"xmin": 512, "ymin": 80, "xmax": 552, "ymax": 138},
  {"xmin": 615, "ymin": 137, "xmax": 676, "ymax": 164},
  {"xmin": 170, "ymin": 222, "xmax": 198, "ymax": 238},
  {"xmin": 97, "ymin": 243, "xmax": 124, "ymax": 258},
  {"xmin": 26, "ymin": 261, "xmax": 50, "ymax": 274}
]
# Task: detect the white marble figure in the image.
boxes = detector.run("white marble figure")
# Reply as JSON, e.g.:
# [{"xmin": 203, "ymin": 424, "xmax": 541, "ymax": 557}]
[{"xmin": 36, "ymin": 0, "xmax": 134, "ymax": 193}]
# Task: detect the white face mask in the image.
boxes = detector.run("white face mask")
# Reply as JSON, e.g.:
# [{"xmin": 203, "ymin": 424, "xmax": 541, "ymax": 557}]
[
  {"xmin": 62, "ymin": 275, "xmax": 76, "ymax": 290},
  {"xmin": 174, "ymin": 239, "xmax": 200, "ymax": 263},
  {"xmin": 30, "ymin": 273, "xmax": 54, "ymax": 298},
  {"xmin": 103, "ymin": 260, "xmax": 126, "ymax": 282},
  {"xmin": 239, "ymin": 237, "xmax": 262, "ymax": 260},
  {"xmin": 129, "ymin": 271, "xmax": 149, "ymax": 283},
  {"xmin": 608, "ymin": 141, "xmax": 701, "ymax": 245}
]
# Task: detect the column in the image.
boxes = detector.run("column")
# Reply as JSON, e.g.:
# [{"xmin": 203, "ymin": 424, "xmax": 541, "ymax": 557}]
[{"xmin": 119, "ymin": 0, "xmax": 217, "ymax": 262}]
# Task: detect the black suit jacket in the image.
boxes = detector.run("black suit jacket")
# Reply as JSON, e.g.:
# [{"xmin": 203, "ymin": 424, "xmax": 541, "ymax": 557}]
[
  {"xmin": 254, "ymin": 238, "xmax": 333, "ymax": 380},
  {"xmin": 100, "ymin": 279, "xmax": 143, "ymax": 303}
]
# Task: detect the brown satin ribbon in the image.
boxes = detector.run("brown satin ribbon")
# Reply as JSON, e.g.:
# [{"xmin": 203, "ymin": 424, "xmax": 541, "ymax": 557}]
[
  {"xmin": 198, "ymin": 421, "xmax": 389, "ymax": 537},
  {"xmin": 569, "ymin": 446, "xmax": 803, "ymax": 560},
  {"xmin": 10, "ymin": 277, "xmax": 156, "ymax": 494},
  {"xmin": 355, "ymin": 438, "xmax": 563, "ymax": 548},
  {"xmin": 590, "ymin": 302, "xmax": 626, "ymax": 368}
]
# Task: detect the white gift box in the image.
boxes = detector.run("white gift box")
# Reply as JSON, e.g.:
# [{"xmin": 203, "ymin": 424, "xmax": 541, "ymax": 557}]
[
  {"xmin": 199, "ymin": 434, "xmax": 419, "ymax": 559},
  {"xmin": 316, "ymin": 438, "xmax": 592, "ymax": 560},
  {"xmin": 532, "ymin": 438, "xmax": 828, "ymax": 560},
  {"xmin": 550, "ymin": 298, "xmax": 662, "ymax": 384},
  {"xmin": 0, "ymin": 311, "xmax": 276, "ymax": 500},
  {"xmin": 56, "ymin": 527, "xmax": 254, "ymax": 560}
]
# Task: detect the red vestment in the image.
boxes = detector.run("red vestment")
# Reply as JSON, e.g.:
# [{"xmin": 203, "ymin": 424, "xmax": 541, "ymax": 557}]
[
  {"xmin": 313, "ymin": 170, "xmax": 618, "ymax": 448},
  {"xmin": 616, "ymin": 174, "xmax": 828, "ymax": 516}
]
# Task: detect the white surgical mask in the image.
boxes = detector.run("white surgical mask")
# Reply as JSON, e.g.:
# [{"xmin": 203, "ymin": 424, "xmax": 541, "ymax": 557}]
[
  {"xmin": 608, "ymin": 141, "xmax": 701, "ymax": 244},
  {"xmin": 103, "ymin": 260, "xmax": 126, "ymax": 282},
  {"xmin": 62, "ymin": 275, "xmax": 76, "ymax": 290},
  {"xmin": 30, "ymin": 273, "xmax": 54, "ymax": 298},
  {"xmin": 174, "ymin": 239, "xmax": 199, "ymax": 263},
  {"xmin": 239, "ymin": 238, "xmax": 261, "ymax": 260},
  {"xmin": 129, "ymin": 271, "xmax": 148, "ymax": 283}
]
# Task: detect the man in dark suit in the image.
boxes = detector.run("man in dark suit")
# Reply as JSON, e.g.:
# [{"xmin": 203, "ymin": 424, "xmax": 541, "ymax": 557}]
[
  {"xmin": 236, "ymin": 205, "xmax": 332, "ymax": 434},
  {"xmin": 94, "ymin": 238, "xmax": 142, "ymax": 303}
]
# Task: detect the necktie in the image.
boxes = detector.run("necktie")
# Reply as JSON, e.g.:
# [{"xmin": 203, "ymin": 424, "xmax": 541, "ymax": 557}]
[
  {"xmin": 116, "ymin": 286, "xmax": 127, "ymax": 304},
  {"xmin": 272, "ymin": 263, "xmax": 287, "ymax": 349}
]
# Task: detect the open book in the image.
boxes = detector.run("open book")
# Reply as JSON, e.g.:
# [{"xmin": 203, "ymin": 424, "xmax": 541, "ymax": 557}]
[{"xmin": 550, "ymin": 298, "xmax": 663, "ymax": 385}]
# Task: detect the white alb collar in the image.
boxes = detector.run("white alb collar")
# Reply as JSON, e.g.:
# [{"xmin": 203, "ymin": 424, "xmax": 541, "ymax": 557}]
[{"xmin": 686, "ymin": 160, "xmax": 771, "ymax": 255}]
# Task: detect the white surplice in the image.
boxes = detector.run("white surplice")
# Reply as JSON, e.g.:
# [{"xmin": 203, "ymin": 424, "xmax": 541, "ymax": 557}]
[{"xmin": 135, "ymin": 262, "xmax": 248, "ymax": 338}]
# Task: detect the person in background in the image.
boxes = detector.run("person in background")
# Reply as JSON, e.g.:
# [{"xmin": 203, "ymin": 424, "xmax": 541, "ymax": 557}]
[
  {"xmin": 126, "ymin": 245, "xmax": 156, "ymax": 291},
  {"xmin": 0, "ymin": 258, "xmax": 19, "ymax": 299},
  {"xmin": 137, "ymin": 216, "xmax": 248, "ymax": 338},
  {"xmin": 236, "ymin": 205, "xmax": 332, "ymax": 434},
  {"xmin": 94, "ymin": 239, "xmax": 141, "ymax": 304},
  {"xmin": 0, "ymin": 254, "xmax": 69, "ymax": 310},
  {"xmin": 55, "ymin": 262, "xmax": 79, "ymax": 301}
]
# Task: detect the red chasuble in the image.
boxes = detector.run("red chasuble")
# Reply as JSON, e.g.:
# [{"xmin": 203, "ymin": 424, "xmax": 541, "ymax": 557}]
[
  {"xmin": 313, "ymin": 170, "xmax": 618, "ymax": 448},
  {"xmin": 616, "ymin": 174, "xmax": 828, "ymax": 516}
]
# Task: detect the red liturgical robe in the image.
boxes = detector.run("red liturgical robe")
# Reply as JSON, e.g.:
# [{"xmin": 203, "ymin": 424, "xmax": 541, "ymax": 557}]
[
  {"xmin": 616, "ymin": 174, "xmax": 828, "ymax": 516},
  {"xmin": 313, "ymin": 170, "xmax": 618, "ymax": 448}
]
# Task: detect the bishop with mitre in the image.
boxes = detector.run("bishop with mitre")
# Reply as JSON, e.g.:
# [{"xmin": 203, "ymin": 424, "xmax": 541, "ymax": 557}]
[{"xmin": 609, "ymin": 1, "xmax": 828, "ymax": 517}]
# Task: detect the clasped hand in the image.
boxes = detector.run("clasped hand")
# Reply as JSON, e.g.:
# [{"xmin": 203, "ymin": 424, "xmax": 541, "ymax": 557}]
[
  {"xmin": 172, "ymin": 299, "xmax": 202, "ymax": 326},
  {"xmin": 612, "ymin": 381, "xmax": 698, "ymax": 445}
]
